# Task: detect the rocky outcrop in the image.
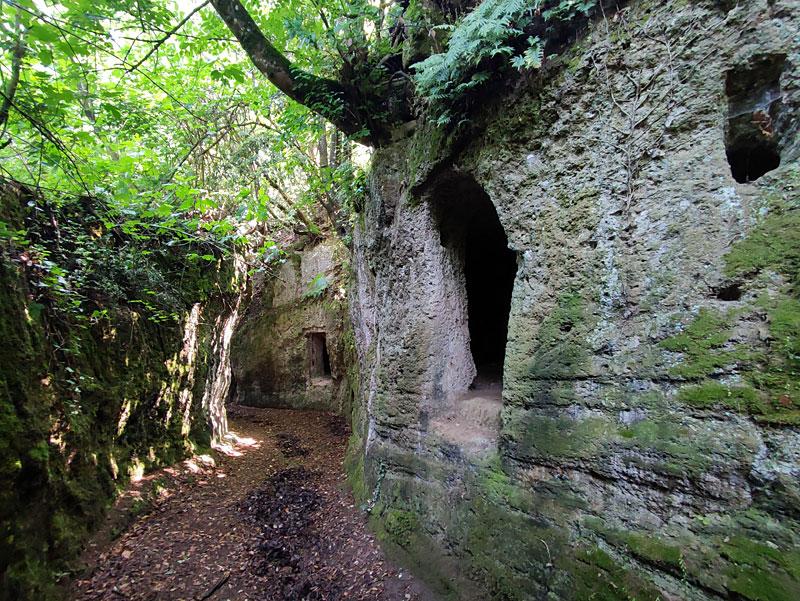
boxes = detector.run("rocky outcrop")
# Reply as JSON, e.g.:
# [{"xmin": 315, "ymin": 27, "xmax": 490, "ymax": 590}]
[
  {"xmin": 349, "ymin": 1, "xmax": 800, "ymax": 599},
  {"xmin": 230, "ymin": 238, "xmax": 353, "ymax": 414}
]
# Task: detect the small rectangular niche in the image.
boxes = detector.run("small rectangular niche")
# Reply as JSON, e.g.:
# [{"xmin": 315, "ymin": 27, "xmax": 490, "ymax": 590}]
[{"xmin": 308, "ymin": 332, "xmax": 332, "ymax": 379}]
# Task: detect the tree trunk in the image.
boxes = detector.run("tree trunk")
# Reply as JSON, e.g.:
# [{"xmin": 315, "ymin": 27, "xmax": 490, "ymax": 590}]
[{"xmin": 209, "ymin": 0, "xmax": 374, "ymax": 143}]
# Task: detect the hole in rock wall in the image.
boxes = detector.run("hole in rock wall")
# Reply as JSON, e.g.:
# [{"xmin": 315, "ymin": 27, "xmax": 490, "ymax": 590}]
[
  {"xmin": 715, "ymin": 283, "xmax": 743, "ymax": 302},
  {"xmin": 432, "ymin": 174, "xmax": 517, "ymax": 387},
  {"xmin": 464, "ymin": 198, "xmax": 517, "ymax": 382},
  {"xmin": 725, "ymin": 54, "xmax": 786, "ymax": 183},
  {"xmin": 726, "ymin": 141, "xmax": 781, "ymax": 183},
  {"xmin": 308, "ymin": 332, "xmax": 331, "ymax": 378}
]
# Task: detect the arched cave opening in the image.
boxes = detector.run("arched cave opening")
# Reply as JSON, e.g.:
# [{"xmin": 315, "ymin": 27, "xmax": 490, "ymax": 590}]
[
  {"xmin": 464, "ymin": 197, "xmax": 517, "ymax": 382},
  {"xmin": 432, "ymin": 174, "xmax": 517, "ymax": 388},
  {"xmin": 724, "ymin": 54, "xmax": 785, "ymax": 183}
]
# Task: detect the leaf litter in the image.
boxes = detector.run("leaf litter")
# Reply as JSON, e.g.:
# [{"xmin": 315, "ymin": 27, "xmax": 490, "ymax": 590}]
[{"xmin": 70, "ymin": 407, "xmax": 435, "ymax": 601}]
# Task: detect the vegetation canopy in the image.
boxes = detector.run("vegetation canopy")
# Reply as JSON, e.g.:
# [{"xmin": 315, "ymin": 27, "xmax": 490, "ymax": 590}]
[{"xmin": 0, "ymin": 0, "xmax": 599, "ymax": 321}]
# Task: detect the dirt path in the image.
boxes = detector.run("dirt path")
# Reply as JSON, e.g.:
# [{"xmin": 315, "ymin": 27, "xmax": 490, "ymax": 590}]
[{"xmin": 71, "ymin": 407, "xmax": 434, "ymax": 601}]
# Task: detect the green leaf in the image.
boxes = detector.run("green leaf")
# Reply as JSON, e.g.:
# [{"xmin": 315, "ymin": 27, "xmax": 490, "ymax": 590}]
[{"xmin": 28, "ymin": 24, "xmax": 60, "ymax": 44}]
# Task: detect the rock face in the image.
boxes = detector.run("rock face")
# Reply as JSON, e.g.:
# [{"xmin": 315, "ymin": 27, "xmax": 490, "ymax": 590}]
[
  {"xmin": 0, "ymin": 182, "xmax": 239, "ymax": 600},
  {"xmin": 349, "ymin": 1, "xmax": 800, "ymax": 599},
  {"xmin": 230, "ymin": 238, "xmax": 353, "ymax": 414}
]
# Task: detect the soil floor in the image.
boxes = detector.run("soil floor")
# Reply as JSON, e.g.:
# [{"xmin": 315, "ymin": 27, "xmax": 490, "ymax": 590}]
[
  {"xmin": 429, "ymin": 377, "xmax": 502, "ymax": 455},
  {"xmin": 70, "ymin": 407, "xmax": 436, "ymax": 601}
]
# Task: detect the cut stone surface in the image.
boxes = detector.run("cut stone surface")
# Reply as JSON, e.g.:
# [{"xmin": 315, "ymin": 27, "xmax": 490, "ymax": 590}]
[
  {"xmin": 230, "ymin": 238, "xmax": 353, "ymax": 413},
  {"xmin": 430, "ymin": 380, "xmax": 503, "ymax": 455},
  {"xmin": 347, "ymin": 1, "xmax": 800, "ymax": 599}
]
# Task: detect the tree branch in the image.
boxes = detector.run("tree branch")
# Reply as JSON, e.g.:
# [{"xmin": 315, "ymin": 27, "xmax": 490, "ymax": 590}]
[
  {"xmin": 0, "ymin": 90, "xmax": 90, "ymax": 193},
  {"xmin": 209, "ymin": 0, "xmax": 372, "ymax": 142},
  {"xmin": 0, "ymin": 10, "xmax": 26, "ymax": 140},
  {"xmin": 261, "ymin": 171, "xmax": 314, "ymax": 232},
  {"xmin": 125, "ymin": 1, "xmax": 210, "ymax": 73}
]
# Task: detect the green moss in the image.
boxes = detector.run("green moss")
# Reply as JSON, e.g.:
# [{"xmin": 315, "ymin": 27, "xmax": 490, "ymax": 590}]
[
  {"xmin": 720, "ymin": 536, "xmax": 800, "ymax": 577},
  {"xmin": 406, "ymin": 124, "xmax": 454, "ymax": 195},
  {"xmin": 477, "ymin": 454, "xmax": 516, "ymax": 504},
  {"xmin": 51, "ymin": 510, "xmax": 88, "ymax": 559},
  {"xmin": 563, "ymin": 41, "xmax": 586, "ymax": 73},
  {"xmin": 528, "ymin": 293, "xmax": 589, "ymax": 379},
  {"xmin": 27, "ymin": 440, "xmax": 50, "ymax": 463},
  {"xmin": 0, "ymin": 398, "xmax": 23, "ymax": 479},
  {"xmin": 659, "ymin": 308, "xmax": 743, "ymax": 379},
  {"xmin": 1, "ymin": 558, "xmax": 60, "ymax": 601},
  {"xmin": 369, "ymin": 501, "xmax": 463, "ymax": 600},
  {"xmin": 383, "ymin": 508, "xmax": 419, "ymax": 548},
  {"xmin": 620, "ymin": 533, "xmax": 682, "ymax": 569},
  {"xmin": 726, "ymin": 569, "xmax": 797, "ymax": 601},
  {"xmin": 463, "ymin": 494, "xmax": 560, "ymax": 601},
  {"xmin": 724, "ymin": 210, "xmax": 800, "ymax": 288},
  {"xmin": 678, "ymin": 382, "xmax": 760, "ymax": 409},
  {"xmin": 659, "ymin": 308, "xmax": 731, "ymax": 352},
  {"xmin": 767, "ymin": 296, "xmax": 800, "ymax": 356},
  {"xmin": 664, "ymin": 299, "xmax": 800, "ymax": 423},
  {"xmin": 618, "ymin": 416, "xmax": 749, "ymax": 478},
  {"xmin": 719, "ymin": 536, "xmax": 800, "ymax": 601},
  {"xmin": 659, "ymin": 201, "xmax": 798, "ymax": 423},
  {"xmin": 505, "ymin": 408, "xmax": 612, "ymax": 460},
  {"xmin": 584, "ymin": 512, "xmax": 800, "ymax": 599},
  {"xmin": 344, "ymin": 437, "xmax": 368, "ymax": 503},
  {"xmin": 570, "ymin": 547, "xmax": 664, "ymax": 601},
  {"xmin": 745, "ymin": 296, "xmax": 800, "ymax": 418},
  {"xmin": 583, "ymin": 519, "xmax": 683, "ymax": 570},
  {"xmin": 0, "ymin": 185, "xmax": 234, "ymax": 600}
]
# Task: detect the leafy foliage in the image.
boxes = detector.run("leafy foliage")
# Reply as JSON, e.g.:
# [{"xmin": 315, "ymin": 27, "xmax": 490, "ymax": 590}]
[
  {"xmin": 412, "ymin": 0, "xmax": 597, "ymax": 125},
  {"xmin": 304, "ymin": 272, "xmax": 330, "ymax": 298},
  {"xmin": 0, "ymin": 0, "xmax": 371, "ymax": 273}
]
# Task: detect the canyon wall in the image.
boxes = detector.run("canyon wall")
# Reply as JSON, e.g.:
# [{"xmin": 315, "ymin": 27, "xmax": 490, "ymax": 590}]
[
  {"xmin": 0, "ymin": 182, "xmax": 239, "ymax": 600},
  {"xmin": 349, "ymin": 1, "xmax": 800, "ymax": 599}
]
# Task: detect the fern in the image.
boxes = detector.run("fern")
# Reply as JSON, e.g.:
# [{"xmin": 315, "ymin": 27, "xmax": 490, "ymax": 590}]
[
  {"xmin": 511, "ymin": 36, "xmax": 544, "ymax": 70},
  {"xmin": 412, "ymin": 0, "xmax": 597, "ymax": 125},
  {"xmin": 542, "ymin": 0, "xmax": 596, "ymax": 20}
]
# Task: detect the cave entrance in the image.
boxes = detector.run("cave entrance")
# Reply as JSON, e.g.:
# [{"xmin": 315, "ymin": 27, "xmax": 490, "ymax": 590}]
[
  {"xmin": 464, "ymin": 196, "xmax": 517, "ymax": 383},
  {"xmin": 725, "ymin": 54, "xmax": 786, "ymax": 183},
  {"xmin": 308, "ymin": 332, "xmax": 331, "ymax": 379},
  {"xmin": 433, "ymin": 174, "xmax": 517, "ymax": 388},
  {"xmin": 429, "ymin": 174, "xmax": 516, "ymax": 452}
]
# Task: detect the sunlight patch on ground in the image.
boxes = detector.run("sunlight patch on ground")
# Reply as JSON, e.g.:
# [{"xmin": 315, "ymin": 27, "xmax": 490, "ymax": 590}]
[
  {"xmin": 212, "ymin": 431, "xmax": 262, "ymax": 457},
  {"xmin": 128, "ymin": 458, "xmax": 146, "ymax": 482},
  {"xmin": 183, "ymin": 453, "xmax": 216, "ymax": 473}
]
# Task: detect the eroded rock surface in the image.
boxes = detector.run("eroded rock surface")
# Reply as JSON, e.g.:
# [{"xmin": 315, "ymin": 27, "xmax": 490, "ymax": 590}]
[
  {"xmin": 348, "ymin": 1, "xmax": 800, "ymax": 599},
  {"xmin": 231, "ymin": 238, "xmax": 354, "ymax": 413}
]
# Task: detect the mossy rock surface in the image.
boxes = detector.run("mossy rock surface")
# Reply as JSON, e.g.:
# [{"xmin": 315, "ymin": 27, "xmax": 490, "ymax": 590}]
[{"xmin": 0, "ymin": 184, "xmax": 236, "ymax": 600}]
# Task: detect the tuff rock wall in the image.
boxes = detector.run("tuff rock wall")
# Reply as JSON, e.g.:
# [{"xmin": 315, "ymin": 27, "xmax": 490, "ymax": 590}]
[
  {"xmin": 0, "ymin": 182, "xmax": 239, "ymax": 600},
  {"xmin": 349, "ymin": 1, "xmax": 800, "ymax": 599},
  {"xmin": 230, "ymin": 238, "xmax": 354, "ymax": 414}
]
